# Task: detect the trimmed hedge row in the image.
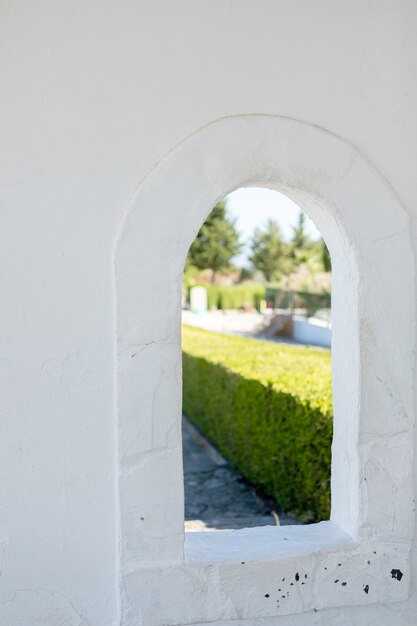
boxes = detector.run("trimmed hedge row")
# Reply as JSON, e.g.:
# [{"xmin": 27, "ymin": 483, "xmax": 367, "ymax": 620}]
[
  {"xmin": 197, "ymin": 284, "xmax": 265, "ymax": 310},
  {"xmin": 191, "ymin": 283, "xmax": 330, "ymax": 315},
  {"xmin": 182, "ymin": 325, "xmax": 333, "ymax": 521}
]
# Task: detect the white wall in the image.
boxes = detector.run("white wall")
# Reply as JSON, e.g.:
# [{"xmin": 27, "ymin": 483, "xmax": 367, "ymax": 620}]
[
  {"xmin": 1, "ymin": 2, "xmax": 416, "ymax": 625},
  {"xmin": 292, "ymin": 318, "xmax": 331, "ymax": 348}
]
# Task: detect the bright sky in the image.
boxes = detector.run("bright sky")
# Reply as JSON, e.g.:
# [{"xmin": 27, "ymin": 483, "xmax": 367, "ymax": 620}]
[{"xmin": 225, "ymin": 187, "xmax": 321, "ymax": 267}]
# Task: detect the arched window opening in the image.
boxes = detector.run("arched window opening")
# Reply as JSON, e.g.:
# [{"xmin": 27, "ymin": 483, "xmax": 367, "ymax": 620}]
[
  {"xmin": 115, "ymin": 115, "xmax": 413, "ymax": 620},
  {"xmin": 182, "ymin": 187, "xmax": 332, "ymax": 532}
]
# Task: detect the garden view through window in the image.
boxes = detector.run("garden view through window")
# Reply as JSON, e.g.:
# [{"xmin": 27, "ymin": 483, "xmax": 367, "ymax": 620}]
[{"xmin": 182, "ymin": 188, "xmax": 332, "ymax": 532}]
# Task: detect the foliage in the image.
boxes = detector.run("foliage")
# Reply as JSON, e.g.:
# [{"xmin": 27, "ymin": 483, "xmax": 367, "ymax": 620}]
[
  {"xmin": 183, "ymin": 261, "xmax": 200, "ymax": 291},
  {"xmin": 185, "ymin": 203, "xmax": 331, "ymax": 294},
  {"xmin": 187, "ymin": 202, "xmax": 242, "ymax": 283},
  {"xmin": 182, "ymin": 325, "xmax": 333, "ymax": 521},
  {"xmin": 199, "ymin": 283, "xmax": 265, "ymax": 310},
  {"xmin": 249, "ymin": 219, "xmax": 290, "ymax": 282},
  {"xmin": 321, "ymin": 238, "xmax": 332, "ymax": 272},
  {"xmin": 238, "ymin": 267, "xmax": 254, "ymax": 282},
  {"xmin": 289, "ymin": 214, "xmax": 329, "ymax": 271},
  {"xmin": 291, "ymin": 212, "xmax": 309, "ymax": 254},
  {"xmin": 190, "ymin": 283, "xmax": 331, "ymax": 313}
]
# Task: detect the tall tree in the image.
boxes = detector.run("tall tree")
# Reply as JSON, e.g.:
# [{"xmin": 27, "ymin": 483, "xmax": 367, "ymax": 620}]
[
  {"xmin": 321, "ymin": 238, "xmax": 331, "ymax": 272},
  {"xmin": 291, "ymin": 212, "xmax": 309, "ymax": 250},
  {"xmin": 249, "ymin": 219, "xmax": 287, "ymax": 282},
  {"xmin": 187, "ymin": 202, "xmax": 242, "ymax": 283},
  {"xmin": 290, "ymin": 211, "xmax": 313, "ymax": 264}
]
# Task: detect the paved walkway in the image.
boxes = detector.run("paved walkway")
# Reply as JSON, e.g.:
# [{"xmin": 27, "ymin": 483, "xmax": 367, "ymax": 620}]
[{"xmin": 183, "ymin": 417, "xmax": 300, "ymax": 531}]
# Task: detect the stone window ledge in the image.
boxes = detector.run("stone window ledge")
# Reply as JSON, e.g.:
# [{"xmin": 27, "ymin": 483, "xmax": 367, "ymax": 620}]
[
  {"xmin": 123, "ymin": 522, "xmax": 409, "ymax": 625},
  {"xmin": 184, "ymin": 520, "xmax": 352, "ymax": 563}
]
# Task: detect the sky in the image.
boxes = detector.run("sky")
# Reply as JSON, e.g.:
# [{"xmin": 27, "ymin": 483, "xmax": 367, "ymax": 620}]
[{"xmin": 225, "ymin": 187, "xmax": 321, "ymax": 267}]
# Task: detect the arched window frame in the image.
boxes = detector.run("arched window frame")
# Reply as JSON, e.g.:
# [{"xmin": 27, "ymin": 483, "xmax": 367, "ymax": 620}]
[{"xmin": 114, "ymin": 115, "xmax": 414, "ymax": 625}]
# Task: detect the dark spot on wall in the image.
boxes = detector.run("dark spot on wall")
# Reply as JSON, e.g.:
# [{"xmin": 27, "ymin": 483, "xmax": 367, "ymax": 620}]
[
  {"xmin": 324, "ymin": 567, "xmax": 327, "ymax": 570},
  {"xmin": 305, "ymin": 574, "xmax": 308, "ymax": 579},
  {"xmin": 338, "ymin": 563, "xmax": 341, "ymax": 567},
  {"xmin": 241, "ymin": 561, "xmax": 245, "ymax": 565},
  {"xmin": 290, "ymin": 582, "xmax": 294, "ymax": 586},
  {"xmin": 282, "ymin": 577, "xmax": 285, "ymax": 582},
  {"xmin": 282, "ymin": 595, "xmax": 286, "ymax": 599},
  {"xmin": 342, "ymin": 582, "xmax": 347, "ymax": 587},
  {"xmin": 295, "ymin": 572, "xmax": 300, "ymax": 581},
  {"xmin": 391, "ymin": 569, "xmax": 403, "ymax": 581},
  {"xmin": 373, "ymin": 551, "xmax": 376, "ymax": 554},
  {"xmin": 334, "ymin": 579, "xmax": 339, "ymax": 583},
  {"xmin": 367, "ymin": 560, "xmax": 370, "ymax": 565},
  {"xmin": 265, "ymin": 594, "xmax": 270, "ymax": 598},
  {"xmin": 364, "ymin": 584, "xmax": 369, "ymax": 594},
  {"xmin": 301, "ymin": 582, "xmax": 305, "ymax": 585},
  {"xmin": 139, "ymin": 517, "xmax": 144, "ymax": 521}
]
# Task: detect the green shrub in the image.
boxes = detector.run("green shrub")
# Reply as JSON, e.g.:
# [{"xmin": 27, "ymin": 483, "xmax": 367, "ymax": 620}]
[
  {"xmin": 194, "ymin": 283, "xmax": 265, "ymax": 310},
  {"xmin": 182, "ymin": 325, "xmax": 333, "ymax": 521},
  {"xmin": 190, "ymin": 283, "xmax": 330, "ymax": 315}
]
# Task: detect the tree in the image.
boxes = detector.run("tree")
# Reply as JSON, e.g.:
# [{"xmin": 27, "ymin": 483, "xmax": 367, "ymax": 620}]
[
  {"xmin": 291, "ymin": 212, "xmax": 309, "ymax": 250},
  {"xmin": 290, "ymin": 211, "xmax": 313, "ymax": 264},
  {"xmin": 249, "ymin": 219, "xmax": 288, "ymax": 282},
  {"xmin": 187, "ymin": 201, "xmax": 242, "ymax": 283},
  {"xmin": 321, "ymin": 238, "xmax": 331, "ymax": 272}
]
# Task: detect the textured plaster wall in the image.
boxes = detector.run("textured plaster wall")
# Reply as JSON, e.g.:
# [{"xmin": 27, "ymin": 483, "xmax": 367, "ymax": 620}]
[{"xmin": 1, "ymin": 1, "xmax": 417, "ymax": 625}]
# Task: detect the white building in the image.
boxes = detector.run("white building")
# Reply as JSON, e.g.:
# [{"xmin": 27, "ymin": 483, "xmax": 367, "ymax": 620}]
[{"xmin": 1, "ymin": 2, "xmax": 416, "ymax": 625}]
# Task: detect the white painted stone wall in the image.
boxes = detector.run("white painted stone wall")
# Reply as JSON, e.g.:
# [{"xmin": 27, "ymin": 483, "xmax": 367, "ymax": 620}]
[
  {"xmin": 292, "ymin": 317, "xmax": 331, "ymax": 348},
  {"xmin": 1, "ymin": 2, "xmax": 416, "ymax": 625}
]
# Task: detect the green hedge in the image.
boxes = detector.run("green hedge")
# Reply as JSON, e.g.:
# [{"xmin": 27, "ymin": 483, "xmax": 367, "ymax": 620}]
[
  {"xmin": 190, "ymin": 283, "xmax": 330, "ymax": 315},
  {"xmin": 196, "ymin": 284, "xmax": 265, "ymax": 310},
  {"xmin": 182, "ymin": 325, "xmax": 333, "ymax": 521}
]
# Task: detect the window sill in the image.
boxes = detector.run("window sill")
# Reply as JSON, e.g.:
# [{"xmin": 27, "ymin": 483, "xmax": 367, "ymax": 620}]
[
  {"xmin": 184, "ymin": 520, "xmax": 351, "ymax": 564},
  {"xmin": 122, "ymin": 521, "xmax": 410, "ymax": 626}
]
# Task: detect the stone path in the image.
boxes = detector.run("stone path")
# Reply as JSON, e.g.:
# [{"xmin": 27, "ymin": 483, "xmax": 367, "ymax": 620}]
[{"xmin": 183, "ymin": 417, "xmax": 300, "ymax": 531}]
